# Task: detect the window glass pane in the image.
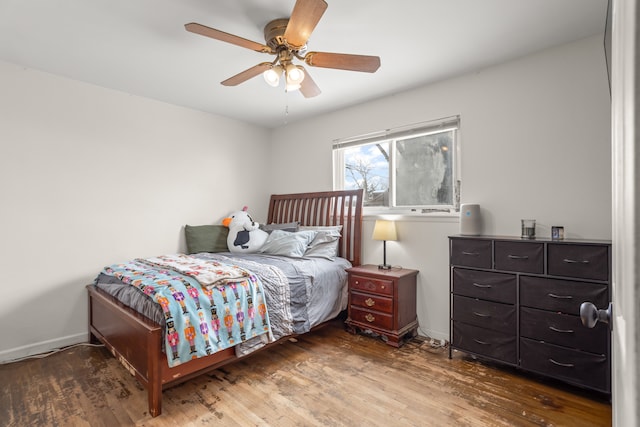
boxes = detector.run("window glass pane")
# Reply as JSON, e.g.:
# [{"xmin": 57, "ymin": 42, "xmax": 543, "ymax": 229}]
[
  {"xmin": 344, "ymin": 142, "xmax": 390, "ymax": 207},
  {"xmin": 395, "ymin": 130, "xmax": 454, "ymax": 207}
]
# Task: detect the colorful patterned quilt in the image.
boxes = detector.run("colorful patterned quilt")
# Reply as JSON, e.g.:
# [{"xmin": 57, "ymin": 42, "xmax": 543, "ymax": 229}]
[{"xmin": 98, "ymin": 254, "xmax": 273, "ymax": 367}]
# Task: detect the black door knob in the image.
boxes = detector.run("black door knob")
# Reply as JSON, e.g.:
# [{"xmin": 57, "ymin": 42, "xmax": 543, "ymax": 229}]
[{"xmin": 580, "ymin": 302, "xmax": 612, "ymax": 329}]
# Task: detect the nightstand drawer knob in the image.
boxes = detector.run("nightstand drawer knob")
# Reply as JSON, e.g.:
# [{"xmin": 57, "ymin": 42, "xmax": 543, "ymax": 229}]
[
  {"xmin": 365, "ymin": 298, "xmax": 375, "ymax": 307},
  {"xmin": 365, "ymin": 313, "xmax": 375, "ymax": 323}
]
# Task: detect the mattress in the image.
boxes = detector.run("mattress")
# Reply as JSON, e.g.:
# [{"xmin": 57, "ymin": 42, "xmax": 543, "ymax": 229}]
[{"xmin": 95, "ymin": 252, "xmax": 350, "ymax": 339}]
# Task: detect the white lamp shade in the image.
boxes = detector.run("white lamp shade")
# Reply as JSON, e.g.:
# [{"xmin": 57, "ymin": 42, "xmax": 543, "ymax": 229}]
[{"xmin": 372, "ymin": 220, "xmax": 397, "ymax": 241}]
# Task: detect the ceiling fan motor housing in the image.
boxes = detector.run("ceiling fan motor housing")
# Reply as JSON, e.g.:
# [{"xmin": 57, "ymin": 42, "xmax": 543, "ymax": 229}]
[{"xmin": 264, "ymin": 19, "xmax": 307, "ymax": 54}]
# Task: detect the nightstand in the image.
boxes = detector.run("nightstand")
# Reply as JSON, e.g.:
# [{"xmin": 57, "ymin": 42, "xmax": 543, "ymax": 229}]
[{"xmin": 345, "ymin": 264, "xmax": 419, "ymax": 347}]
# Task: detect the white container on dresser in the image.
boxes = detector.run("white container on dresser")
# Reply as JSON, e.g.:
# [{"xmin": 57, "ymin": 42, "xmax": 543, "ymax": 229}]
[{"xmin": 448, "ymin": 235, "xmax": 611, "ymax": 394}]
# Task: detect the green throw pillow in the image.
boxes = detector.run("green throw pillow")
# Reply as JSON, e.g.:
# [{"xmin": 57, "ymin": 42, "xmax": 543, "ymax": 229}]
[{"xmin": 184, "ymin": 225, "xmax": 229, "ymax": 254}]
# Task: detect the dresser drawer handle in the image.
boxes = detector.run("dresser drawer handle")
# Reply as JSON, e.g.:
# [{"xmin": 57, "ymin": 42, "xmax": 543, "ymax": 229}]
[
  {"xmin": 365, "ymin": 298, "xmax": 375, "ymax": 307},
  {"xmin": 549, "ymin": 326, "xmax": 574, "ymax": 334},
  {"xmin": 548, "ymin": 293, "xmax": 573, "ymax": 300},
  {"xmin": 473, "ymin": 339, "xmax": 490, "ymax": 345},
  {"xmin": 472, "ymin": 311, "xmax": 491, "ymax": 318},
  {"xmin": 462, "ymin": 251, "xmax": 480, "ymax": 256},
  {"xmin": 507, "ymin": 254, "xmax": 529, "ymax": 260},
  {"xmin": 549, "ymin": 358, "xmax": 575, "ymax": 368},
  {"xmin": 365, "ymin": 313, "xmax": 375, "ymax": 323},
  {"xmin": 472, "ymin": 282, "xmax": 492, "ymax": 289},
  {"xmin": 563, "ymin": 258, "xmax": 590, "ymax": 264}
]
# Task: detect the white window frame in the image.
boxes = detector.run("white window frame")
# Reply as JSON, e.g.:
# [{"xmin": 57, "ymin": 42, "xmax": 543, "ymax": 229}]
[{"xmin": 333, "ymin": 116, "xmax": 461, "ymax": 214}]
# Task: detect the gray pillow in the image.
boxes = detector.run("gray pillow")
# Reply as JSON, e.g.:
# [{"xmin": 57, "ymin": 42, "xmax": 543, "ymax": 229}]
[
  {"xmin": 299, "ymin": 225, "xmax": 343, "ymax": 233},
  {"xmin": 303, "ymin": 228, "xmax": 342, "ymax": 260},
  {"xmin": 184, "ymin": 225, "xmax": 229, "ymax": 254},
  {"xmin": 260, "ymin": 221, "xmax": 299, "ymax": 234},
  {"xmin": 259, "ymin": 229, "xmax": 317, "ymax": 258}
]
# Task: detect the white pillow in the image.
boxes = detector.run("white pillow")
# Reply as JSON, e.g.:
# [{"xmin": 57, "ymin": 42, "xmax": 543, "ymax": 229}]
[{"xmin": 259, "ymin": 229, "xmax": 317, "ymax": 258}]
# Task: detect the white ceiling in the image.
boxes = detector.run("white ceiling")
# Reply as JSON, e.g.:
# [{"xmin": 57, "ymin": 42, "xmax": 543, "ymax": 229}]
[{"xmin": 0, "ymin": 0, "xmax": 608, "ymax": 129}]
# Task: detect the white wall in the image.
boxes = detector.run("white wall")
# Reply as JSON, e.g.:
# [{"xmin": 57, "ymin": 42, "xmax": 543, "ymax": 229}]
[
  {"xmin": 268, "ymin": 34, "xmax": 612, "ymax": 341},
  {"xmin": 0, "ymin": 61, "xmax": 270, "ymax": 361}
]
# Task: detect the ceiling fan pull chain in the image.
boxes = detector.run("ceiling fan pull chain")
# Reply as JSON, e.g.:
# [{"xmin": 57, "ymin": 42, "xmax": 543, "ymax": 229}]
[{"xmin": 283, "ymin": 93, "xmax": 289, "ymax": 126}]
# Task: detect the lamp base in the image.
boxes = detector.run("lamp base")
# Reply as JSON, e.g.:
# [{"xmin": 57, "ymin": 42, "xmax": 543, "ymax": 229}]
[{"xmin": 378, "ymin": 264, "xmax": 392, "ymax": 270}]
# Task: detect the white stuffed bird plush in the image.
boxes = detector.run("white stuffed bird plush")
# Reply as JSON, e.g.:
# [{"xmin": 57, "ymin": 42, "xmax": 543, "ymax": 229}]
[{"xmin": 222, "ymin": 207, "xmax": 268, "ymax": 253}]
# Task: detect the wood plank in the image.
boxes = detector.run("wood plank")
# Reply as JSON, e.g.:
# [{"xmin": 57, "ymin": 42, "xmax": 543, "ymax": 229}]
[{"xmin": 0, "ymin": 320, "xmax": 610, "ymax": 426}]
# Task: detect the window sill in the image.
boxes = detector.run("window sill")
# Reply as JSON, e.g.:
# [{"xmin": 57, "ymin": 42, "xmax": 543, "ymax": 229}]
[{"xmin": 364, "ymin": 211, "xmax": 459, "ymax": 223}]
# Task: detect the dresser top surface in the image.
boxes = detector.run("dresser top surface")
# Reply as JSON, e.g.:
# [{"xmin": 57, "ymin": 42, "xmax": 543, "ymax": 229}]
[{"xmin": 449, "ymin": 235, "xmax": 611, "ymax": 245}]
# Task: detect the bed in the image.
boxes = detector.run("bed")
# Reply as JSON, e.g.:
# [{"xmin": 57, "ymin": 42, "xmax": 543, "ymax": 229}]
[{"xmin": 87, "ymin": 189, "xmax": 363, "ymax": 417}]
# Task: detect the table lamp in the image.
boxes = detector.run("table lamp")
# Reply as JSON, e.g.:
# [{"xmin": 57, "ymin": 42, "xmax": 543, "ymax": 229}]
[{"xmin": 372, "ymin": 219, "xmax": 397, "ymax": 270}]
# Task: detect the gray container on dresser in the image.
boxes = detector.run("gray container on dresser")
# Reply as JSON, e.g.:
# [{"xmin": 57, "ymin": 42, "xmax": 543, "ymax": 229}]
[{"xmin": 448, "ymin": 235, "xmax": 611, "ymax": 394}]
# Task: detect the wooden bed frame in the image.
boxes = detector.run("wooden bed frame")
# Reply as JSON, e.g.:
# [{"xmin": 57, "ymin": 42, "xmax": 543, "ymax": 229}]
[{"xmin": 87, "ymin": 189, "xmax": 363, "ymax": 417}]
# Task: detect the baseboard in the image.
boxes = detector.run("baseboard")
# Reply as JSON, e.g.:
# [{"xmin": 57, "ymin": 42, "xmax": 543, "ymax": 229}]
[{"xmin": 0, "ymin": 332, "xmax": 89, "ymax": 364}]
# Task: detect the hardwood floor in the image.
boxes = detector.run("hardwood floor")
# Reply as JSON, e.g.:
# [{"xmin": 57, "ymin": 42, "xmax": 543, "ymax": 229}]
[{"xmin": 0, "ymin": 319, "xmax": 611, "ymax": 426}]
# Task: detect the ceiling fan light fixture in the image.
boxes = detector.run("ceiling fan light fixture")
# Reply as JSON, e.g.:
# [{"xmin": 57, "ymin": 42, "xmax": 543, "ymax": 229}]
[
  {"xmin": 263, "ymin": 65, "xmax": 283, "ymax": 87},
  {"xmin": 186, "ymin": 0, "xmax": 380, "ymax": 97},
  {"xmin": 285, "ymin": 64, "xmax": 305, "ymax": 85}
]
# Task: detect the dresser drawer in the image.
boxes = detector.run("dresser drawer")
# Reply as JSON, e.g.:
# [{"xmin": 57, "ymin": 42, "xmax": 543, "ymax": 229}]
[
  {"xmin": 452, "ymin": 322, "xmax": 516, "ymax": 364},
  {"xmin": 520, "ymin": 338, "xmax": 609, "ymax": 393},
  {"xmin": 520, "ymin": 307, "xmax": 608, "ymax": 354},
  {"xmin": 452, "ymin": 268, "xmax": 516, "ymax": 304},
  {"xmin": 350, "ymin": 274, "xmax": 393, "ymax": 296},
  {"xmin": 350, "ymin": 291, "xmax": 393, "ymax": 314},
  {"xmin": 450, "ymin": 238, "xmax": 492, "ymax": 268},
  {"xmin": 453, "ymin": 295, "xmax": 515, "ymax": 334},
  {"xmin": 494, "ymin": 241, "xmax": 544, "ymax": 274},
  {"xmin": 520, "ymin": 276, "xmax": 608, "ymax": 314},
  {"xmin": 350, "ymin": 307, "xmax": 393, "ymax": 330},
  {"xmin": 548, "ymin": 244, "xmax": 609, "ymax": 281}
]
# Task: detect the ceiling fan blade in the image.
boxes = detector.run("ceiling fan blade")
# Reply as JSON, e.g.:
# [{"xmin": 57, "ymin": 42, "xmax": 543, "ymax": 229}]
[
  {"xmin": 221, "ymin": 62, "xmax": 272, "ymax": 86},
  {"xmin": 283, "ymin": 0, "xmax": 328, "ymax": 49},
  {"xmin": 299, "ymin": 67, "xmax": 321, "ymax": 98},
  {"xmin": 304, "ymin": 52, "xmax": 381, "ymax": 73},
  {"xmin": 185, "ymin": 23, "xmax": 273, "ymax": 53}
]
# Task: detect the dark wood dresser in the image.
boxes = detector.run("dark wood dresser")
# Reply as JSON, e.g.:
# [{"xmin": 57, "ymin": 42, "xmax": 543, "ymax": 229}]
[
  {"xmin": 449, "ymin": 235, "xmax": 611, "ymax": 393},
  {"xmin": 345, "ymin": 265, "xmax": 419, "ymax": 347}
]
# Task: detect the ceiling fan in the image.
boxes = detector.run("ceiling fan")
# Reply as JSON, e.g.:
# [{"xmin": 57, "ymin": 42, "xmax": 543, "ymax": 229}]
[{"xmin": 184, "ymin": 0, "xmax": 381, "ymax": 98}]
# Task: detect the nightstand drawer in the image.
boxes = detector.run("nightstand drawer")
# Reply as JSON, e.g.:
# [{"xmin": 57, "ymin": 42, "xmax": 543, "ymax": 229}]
[
  {"xmin": 548, "ymin": 244, "xmax": 609, "ymax": 281},
  {"xmin": 520, "ymin": 276, "xmax": 608, "ymax": 314},
  {"xmin": 494, "ymin": 241, "xmax": 544, "ymax": 274},
  {"xmin": 350, "ymin": 291, "xmax": 393, "ymax": 314},
  {"xmin": 350, "ymin": 307, "xmax": 393, "ymax": 330},
  {"xmin": 520, "ymin": 307, "xmax": 608, "ymax": 354},
  {"xmin": 452, "ymin": 268, "xmax": 516, "ymax": 304},
  {"xmin": 452, "ymin": 321, "xmax": 516, "ymax": 364},
  {"xmin": 520, "ymin": 338, "xmax": 609, "ymax": 392},
  {"xmin": 350, "ymin": 274, "xmax": 393, "ymax": 296},
  {"xmin": 452, "ymin": 295, "xmax": 515, "ymax": 334},
  {"xmin": 450, "ymin": 238, "xmax": 492, "ymax": 268}
]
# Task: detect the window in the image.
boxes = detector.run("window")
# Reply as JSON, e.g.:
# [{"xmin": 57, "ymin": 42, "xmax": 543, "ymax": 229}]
[{"xmin": 333, "ymin": 116, "xmax": 460, "ymax": 212}]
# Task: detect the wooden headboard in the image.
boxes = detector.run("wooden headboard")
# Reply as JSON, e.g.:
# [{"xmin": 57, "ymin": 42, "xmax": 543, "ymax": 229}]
[{"xmin": 266, "ymin": 189, "xmax": 364, "ymax": 266}]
